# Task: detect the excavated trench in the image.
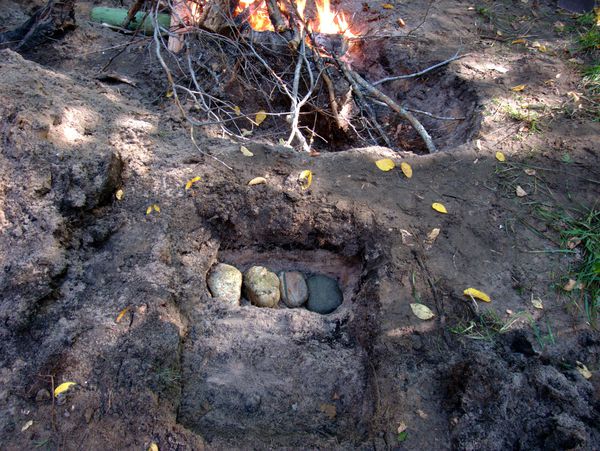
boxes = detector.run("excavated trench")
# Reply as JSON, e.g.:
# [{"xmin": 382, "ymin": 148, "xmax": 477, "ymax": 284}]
[{"xmin": 176, "ymin": 187, "xmax": 386, "ymax": 446}]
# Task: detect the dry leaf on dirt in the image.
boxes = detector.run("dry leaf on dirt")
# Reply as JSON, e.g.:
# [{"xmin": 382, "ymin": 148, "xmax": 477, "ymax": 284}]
[
  {"xmin": 563, "ymin": 278, "xmax": 583, "ymax": 291},
  {"xmin": 432, "ymin": 202, "xmax": 448, "ymax": 214},
  {"xmin": 320, "ymin": 403, "xmax": 337, "ymax": 419},
  {"xmin": 21, "ymin": 420, "xmax": 33, "ymax": 432},
  {"xmin": 567, "ymin": 238, "xmax": 581, "ymax": 249},
  {"xmin": 248, "ymin": 177, "xmax": 267, "ymax": 186},
  {"xmin": 115, "ymin": 189, "xmax": 124, "ymax": 200},
  {"xmin": 185, "ymin": 176, "xmax": 202, "ymax": 190},
  {"xmin": 54, "ymin": 382, "xmax": 76, "ymax": 397},
  {"xmin": 153, "ymin": 204, "xmax": 160, "ymax": 213},
  {"xmin": 515, "ymin": 185, "xmax": 528, "ymax": 197},
  {"xmin": 410, "ymin": 303, "xmax": 435, "ymax": 320},
  {"xmin": 531, "ymin": 298, "xmax": 544, "ymax": 309},
  {"xmin": 255, "ymin": 110, "xmax": 267, "ymax": 126},
  {"xmin": 375, "ymin": 158, "xmax": 395, "ymax": 172},
  {"xmin": 397, "ymin": 421, "xmax": 407, "ymax": 434},
  {"xmin": 511, "ymin": 84, "xmax": 526, "ymax": 92},
  {"xmin": 495, "ymin": 151, "xmax": 506, "ymax": 162},
  {"xmin": 400, "ymin": 162, "xmax": 413, "ymax": 178},
  {"xmin": 115, "ymin": 307, "xmax": 129, "ymax": 323},
  {"xmin": 240, "ymin": 146, "xmax": 254, "ymax": 157},
  {"xmin": 576, "ymin": 361, "xmax": 592, "ymax": 380},
  {"xmin": 400, "ymin": 229, "xmax": 416, "ymax": 246},
  {"xmin": 241, "ymin": 128, "xmax": 252, "ymax": 137},
  {"xmin": 397, "ymin": 18, "xmax": 406, "ymax": 27},
  {"xmin": 299, "ymin": 170, "xmax": 313, "ymax": 190},
  {"xmin": 382, "ymin": 3, "xmax": 394, "ymax": 9},
  {"xmin": 424, "ymin": 228, "xmax": 441, "ymax": 249},
  {"xmin": 511, "ymin": 38, "xmax": 527, "ymax": 44},
  {"xmin": 463, "ymin": 288, "xmax": 491, "ymax": 303},
  {"xmin": 146, "ymin": 206, "xmax": 153, "ymax": 215},
  {"xmin": 524, "ymin": 168, "xmax": 536, "ymax": 176},
  {"xmin": 148, "ymin": 443, "xmax": 159, "ymax": 451}
]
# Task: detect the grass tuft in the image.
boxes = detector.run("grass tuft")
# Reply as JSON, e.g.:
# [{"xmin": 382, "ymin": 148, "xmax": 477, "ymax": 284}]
[{"xmin": 537, "ymin": 207, "xmax": 600, "ymax": 327}]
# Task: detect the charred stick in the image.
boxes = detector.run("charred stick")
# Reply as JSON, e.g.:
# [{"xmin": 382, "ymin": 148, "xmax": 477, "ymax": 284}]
[{"xmin": 123, "ymin": 0, "xmax": 147, "ymax": 29}]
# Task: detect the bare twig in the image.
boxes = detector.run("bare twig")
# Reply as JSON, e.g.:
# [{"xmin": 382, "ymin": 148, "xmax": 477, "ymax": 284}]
[
  {"xmin": 349, "ymin": 68, "xmax": 438, "ymax": 153},
  {"xmin": 373, "ymin": 52, "xmax": 465, "ymax": 86}
]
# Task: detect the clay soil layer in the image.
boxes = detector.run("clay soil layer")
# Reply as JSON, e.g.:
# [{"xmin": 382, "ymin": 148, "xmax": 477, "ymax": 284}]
[{"xmin": 0, "ymin": 1, "xmax": 599, "ymax": 450}]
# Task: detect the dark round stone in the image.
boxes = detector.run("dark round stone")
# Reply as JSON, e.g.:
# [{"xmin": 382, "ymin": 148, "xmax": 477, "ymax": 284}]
[{"xmin": 306, "ymin": 274, "xmax": 343, "ymax": 314}]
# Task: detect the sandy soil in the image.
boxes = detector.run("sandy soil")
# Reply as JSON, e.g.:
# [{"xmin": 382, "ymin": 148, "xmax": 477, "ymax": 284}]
[{"xmin": 0, "ymin": 1, "xmax": 599, "ymax": 450}]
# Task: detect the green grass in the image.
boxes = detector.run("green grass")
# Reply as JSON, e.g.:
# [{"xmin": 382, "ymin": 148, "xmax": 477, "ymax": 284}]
[
  {"xmin": 450, "ymin": 309, "xmax": 524, "ymax": 340},
  {"xmin": 582, "ymin": 64, "xmax": 600, "ymax": 96},
  {"xmin": 504, "ymin": 104, "xmax": 541, "ymax": 132},
  {"xmin": 536, "ymin": 207, "xmax": 600, "ymax": 327}
]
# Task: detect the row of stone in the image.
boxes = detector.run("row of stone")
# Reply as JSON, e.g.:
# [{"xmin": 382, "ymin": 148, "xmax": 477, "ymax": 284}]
[{"xmin": 207, "ymin": 263, "xmax": 343, "ymax": 314}]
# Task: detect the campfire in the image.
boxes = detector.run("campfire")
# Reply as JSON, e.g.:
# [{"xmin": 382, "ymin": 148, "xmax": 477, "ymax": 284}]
[{"xmin": 147, "ymin": 0, "xmax": 439, "ymax": 154}]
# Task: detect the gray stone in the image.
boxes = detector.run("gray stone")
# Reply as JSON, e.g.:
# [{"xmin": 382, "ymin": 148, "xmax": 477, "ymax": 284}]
[
  {"xmin": 278, "ymin": 271, "xmax": 308, "ymax": 308},
  {"xmin": 35, "ymin": 389, "xmax": 51, "ymax": 403},
  {"xmin": 244, "ymin": 266, "xmax": 280, "ymax": 308},
  {"xmin": 207, "ymin": 263, "xmax": 242, "ymax": 305},
  {"xmin": 306, "ymin": 275, "xmax": 343, "ymax": 314}
]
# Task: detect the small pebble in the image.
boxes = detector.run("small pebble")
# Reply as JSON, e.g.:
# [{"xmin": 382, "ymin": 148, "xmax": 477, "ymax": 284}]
[
  {"xmin": 306, "ymin": 274, "xmax": 343, "ymax": 314},
  {"xmin": 244, "ymin": 266, "xmax": 280, "ymax": 308},
  {"xmin": 278, "ymin": 271, "xmax": 308, "ymax": 308},
  {"xmin": 35, "ymin": 389, "xmax": 51, "ymax": 403},
  {"xmin": 207, "ymin": 263, "xmax": 242, "ymax": 305}
]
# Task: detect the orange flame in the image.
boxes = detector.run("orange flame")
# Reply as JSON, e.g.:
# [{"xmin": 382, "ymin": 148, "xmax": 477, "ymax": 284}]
[
  {"xmin": 235, "ymin": 0, "xmax": 274, "ymax": 31},
  {"xmin": 234, "ymin": 0, "xmax": 354, "ymax": 37}
]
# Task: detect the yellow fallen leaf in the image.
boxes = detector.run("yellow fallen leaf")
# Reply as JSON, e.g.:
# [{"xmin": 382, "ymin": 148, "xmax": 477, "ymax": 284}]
[
  {"xmin": 320, "ymin": 403, "xmax": 337, "ymax": 419},
  {"xmin": 248, "ymin": 177, "xmax": 267, "ymax": 186},
  {"xmin": 299, "ymin": 170, "xmax": 313, "ymax": 190},
  {"xmin": 146, "ymin": 206, "xmax": 153, "ymax": 215},
  {"xmin": 240, "ymin": 146, "xmax": 254, "ymax": 157},
  {"xmin": 511, "ymin": 38, "xmax": 526, "ymax": 44},
  {"xmin": 255, "ymin": 110, "xmax": 267, "ymax": 126},
  {"xmin": 531, "ymin": 298, "xmax": 544, "ymax": 309},
  {"xmin": 54, "ymin": 382, "xmax": 76, "ymax": 397},
  {"xmin": 495, "ymin": 151, "xmax": 506, "ymax": 162},
  {"xmin": 511, "ymin": 84, "xmax": 526, "ymax": 92},
  {"xmin": 432, "ymin": 202, "xmax": 447, "ymax": 214},
  {"xmin": 410, "ymin": 303, "xmax": 435, "ymax": 320},
  {"xmin": 576, "ymin": 361, "xmax": 592, "ymax": 380},
  {"xmin": 233, "ymin": 105, "xmax": 241, "ymax": 115},
  {"xmin": 185, "ymin": 176, "xmax": 202, "ymax": 190},
  {"xmin": 115, "ymin": 189, "xmax": 124, "ymax": 201},
  {"xmin": 115, "ymin": 307, "xmax": 129, "ymax": 323},
  {"xmin": 400, "ymin": 162, "xmax": 413, "ymax": 178},
  {"xmin": 165, "ymin": 90, "xmax": 173, "ymax": 98},
  {"xmin": 463, "ymin": 288, "xmax": 491, "ymax": 303},
  {"xmin": 382, "ymin": 3, "xmax": 394, "ymax": 9},
  {"xmin": 21, "ymin": 420, "xmax": 33, "ymax": 432},
  {"xmin": 515, "ymin": 185, "xmax": 528, "ymax": 197},
  {"xmin": 375, "ymin": 158, "xmax": 395, "ymax": 172},
  {"xmin": 148, "ymin": 443, "xmax": 159, "ymax": 451},
  {"xmin": 153, "ymin": 204, "xmax": 161, "ymax": 213}
]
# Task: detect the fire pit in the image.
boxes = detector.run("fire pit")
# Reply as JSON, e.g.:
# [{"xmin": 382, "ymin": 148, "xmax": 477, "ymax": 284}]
[{"xmin": 138, "ymin": 0, "xmax": 479, "ymax": 153}]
